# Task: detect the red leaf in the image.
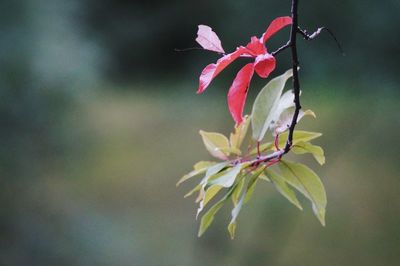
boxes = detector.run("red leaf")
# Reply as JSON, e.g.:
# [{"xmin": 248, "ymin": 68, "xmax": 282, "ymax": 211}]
[
  {"xmin": 227, "ymin": 63, "xmax": 255, "ymax": 125},
  {"xmin": 261, "ymin": 16, "xmax": 292, "ymax": 43},
  {"xmin": 196, "ymin": 25, "xmax": 225, "ymax": 53},
  {"xmin": 254, "ymin": 53, "xmax": 276, "ymax": 78},
  {"xmin": 197, "ymin": 47, "xmax": 247, "ymax": 94},
  {"xmin": 245, "ymin": 36, "xmax": 266, "ymax": 56}
]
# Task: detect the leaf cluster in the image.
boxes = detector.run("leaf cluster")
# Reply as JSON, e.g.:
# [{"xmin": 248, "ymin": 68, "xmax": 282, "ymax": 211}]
[{"xmin": 178, "ymin": 69, "xmax": 327, "ymax": 238}]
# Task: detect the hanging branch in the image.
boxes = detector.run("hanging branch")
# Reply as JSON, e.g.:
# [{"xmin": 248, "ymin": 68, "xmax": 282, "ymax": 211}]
[{"xmin": 283, "ymin": 0, "xmax": 301, "ymax": 153}]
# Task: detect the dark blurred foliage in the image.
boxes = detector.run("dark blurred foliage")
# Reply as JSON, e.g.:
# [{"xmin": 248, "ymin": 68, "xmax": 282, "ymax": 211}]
[
  {"xmin": 0, "ymin": 0, "xmax": 399, "ymax": 265},
  {"xmin": 82, "ymin": 0, "xmax": 400, "ymax": 86},
  {"xmin": 83, "ymin": 0, "xmax": 228, "ymax": 81}
]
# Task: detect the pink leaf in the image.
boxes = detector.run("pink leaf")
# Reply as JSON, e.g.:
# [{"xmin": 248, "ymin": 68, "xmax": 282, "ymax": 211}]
[
  {"xmin": 227, "ymin": 63, "xmax": 255, "ymax": 125},
  {"xmin": 261, "ymin": 16, "xmax": 292, "ymax": 43},
  {"xmin": 197, "ymin": 47, "xmax": 247, "ymax": 94},
  {"xmin": 254, "ymin": 53, "xmax": 276, "ymax": 78},
  {"xmin": 196, "ymin": 25, "xmax": 225, "ymax": 53}
]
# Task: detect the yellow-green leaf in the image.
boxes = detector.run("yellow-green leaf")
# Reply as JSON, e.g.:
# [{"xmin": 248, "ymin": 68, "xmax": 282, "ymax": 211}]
[
  {"xmin": 265, "ymin": 169, "xmax": 302, "ymax": 210},
  {"xmin": 196, "ymin": 185, "xmax": 223, "ymax": 218},
  {"xmin": 292, "ymin": 141, "xmax": 325, "ymax": 165},
  {"xmin": 231, "ymin": 178, "xmax": 245, "ymax": 206},
  {"xmin": 217, "ymin": 146, "xmax": 242, "ymax": 156},
  {"xmin": 277, "ymin": 130, "xmax": 322, "ymax": 150},
  {"xmin": 208, "ymin": 163, "xmax": 243, "ymax": 188},
  {"xmin": 184, "ymin": 184, "xmax": 201, "ymax": 198},
  {"xmin": 195, "ymin": 162, "xmax": 229, "ymax": 215},
  {"xmin": 198, "ymin": 183, "xmax": 238, "ymax": 237},
  {"xmin": 244, "ymin": 165, "xmax": 266, "ymax": 203},
  {"xmin": 228, "ymin": 192, "xmax": 245, "ymax": 239},
  {"xmin": 279, "ymin": 160, "xmax": 327, "ymax": 225},
  {"xmin": 249, "ymin": 141, "xmax": 274, "ymax": 156},
  {"xmin": 192, "ymin": 162, "xmax": 228, "ymax": 205},
  {"xmin": 203, "ymin": 162, "xmax": 229, "ymax": 183},
  {"xmin": 198, "ymin": 198, "xmax": 226, "ymax": 237},
  {"xmin": 203, "ymin": 185, "xmax": 223, "ymax": 207},
  {"xmin": 250, "ymin": 130, "xmax": 322, "ymax": 156},
  {"xmin": 259, "ymin": 172, "xmax": 271, "ymax": 182},
  {"xmin": 268, "ymin": 90, "xmax": 295, "ymax": 131},
  {"xmin": 251, "ymin": 69, "xmax": 293, "ymax": 141},
  {"xmin": 230, "ymin": 115, "xmax": 250, "ymax": 150},
  {"xmin": 194, "ymin": 161, "xmax": 217, "ymax": 171},
  {"xmin": 199, "ymin": 130, "xmax": 230, "ymax": 160},
  {"xmin": 274, "ymin": 108, "xmax": 316, "ymax": 135},
  {"xmin": 177, "ymin": 161, "xmax": 217, "ymax": 186}
]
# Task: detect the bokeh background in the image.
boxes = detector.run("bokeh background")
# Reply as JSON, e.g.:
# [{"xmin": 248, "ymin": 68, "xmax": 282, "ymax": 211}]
[{"xmin": 1, "ymin": 0, "xmax": 399, "ymax": 265}]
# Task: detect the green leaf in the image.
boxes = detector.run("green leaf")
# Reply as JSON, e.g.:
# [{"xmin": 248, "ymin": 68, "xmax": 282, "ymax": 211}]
[
  {"xmin": 195, "ymin": 162, "xmax": 229, "ymax": 215},
  {"xmin": 251, "ymin": 69, "xmax": 293, "ymax": 141},
  {"xmin": 197, "ymin": 163, "xmax": 244, "ymax": 218},
  {"xmin": 244, "ymin": 165, "xmax": 266, "ymax": 203},
  {"xmin": 227, "ymin": 165, "xmax": 268, "ymax": 239},
  {"xmin": 199, "ymin": 130, "xmax": 231, "ymax": 160},
  {"xmin": 194, "ymin": 161, "xmax": 217, "ymax": 171},
  {"xmin": 276, "ymin": 90, "xmax": 295, "ymax": 113},
  {"xmin": 259, "ymin": 172, "xmax": 271, "ymax": 182},
  {"xmin": 230, "ymin": 115, "xmax": 250, "ymax": 150},
  {"xmin": 249, "ymin": 141, "xmax": 274, "ymax": 156},
  {"xmin": 193, "ymin": 162, "xmax": 228, "ymax": 202},
  {"xmin": 196, "ymin": 185, "xmax": 224, "ymax": 218},
  {"xmin": 249, "ymin": 129, "xmax": 322, "ymax": 156},
  {"xmin": 268, "ymin": 90, "xmax": 295, "ymax": 131},
  {"xmin": 198, "ymin": 197, "xmax": 227, "ymax": 237},
  {"xmin": 203, "ymin": 185, "xmax": 223, "ymax": 207},
  {"xmin": 227, "ymin": 221, "xmax": 237, "ymax": 240},
  {"xmin": 231, "ymin": 178, "xmax": 245, "ymax": 206},
  {"xmin": 217, "ymin": 146, "xmax": 242, "ymax": 156},
  {"xmin": 208, "ymin": 163, "xmax": 244, "ymax": 188},
  {"xmin": 184, "ymin": 184, "xmax": 201, "ymax": 198},
  {"xmin": 279, "ymin": 160, "xmax": 327, "ymax": 225},
  {"xmin": 202, "ymin": 162, "xmax": 229, "ymax": 183},
  {"xmin": 292, "ymin": 141, "xmax": 325, "ymax": 165},
  {"xmin": 177, "ymin": 161, "xmax": 217, "ymax": 186},
  {"xmin": 277, "ymin": 130, "xmax": 322, "ymax": 150},
  {"xmin": 274, "ymin": 108, "xmax": 316, "ymax": 135},
  {"xmin": 228, "ymin": 192, "xmax": 245, "ymax": 239},
  {"xmin": 198, "ymin": 183, "xmax": 238, "ymax": 237},
  {"xmin": 265, "ymin": 169, "xmax": 302, "ymax": 210}
]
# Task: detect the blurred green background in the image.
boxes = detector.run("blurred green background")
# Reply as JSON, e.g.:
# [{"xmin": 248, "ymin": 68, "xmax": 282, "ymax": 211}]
[{"xmin": 1, "ymin": 0, "xmax": 399, "ymax": 265}]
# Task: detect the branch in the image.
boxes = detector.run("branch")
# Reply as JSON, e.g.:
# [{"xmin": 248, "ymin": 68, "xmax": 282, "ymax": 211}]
[
  {"xmin": 297, "ymin": 26, "xmax": 345, "ymax": 55},
  {"xmin": 283, "ymin": 0, "xmax": 301, "ymax": 153},
  {"xmin": 249, "ymin": 150, "xmax": 284, "ymax": 167},
  {"xmin": 243, "ymin": 0, "xmax": 301, "ymax": 167}
]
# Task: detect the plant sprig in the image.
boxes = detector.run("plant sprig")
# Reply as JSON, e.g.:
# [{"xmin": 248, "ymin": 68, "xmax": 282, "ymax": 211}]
[{"xmin": 178, "ymin": 0, "xmax": 329, "ymax": 239}]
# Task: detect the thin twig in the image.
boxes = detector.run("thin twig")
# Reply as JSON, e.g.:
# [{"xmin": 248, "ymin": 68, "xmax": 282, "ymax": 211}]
[
  {"xmin": 174, "ymin": 47, "xmax": 203, "ymax": 52},
  {"xmin": 271, "ymin": 41, "xmax": 291, "ymax": 56},
  {"xmin": 297, "ymin": 26, "xmax": 345, "ymax": 55}
]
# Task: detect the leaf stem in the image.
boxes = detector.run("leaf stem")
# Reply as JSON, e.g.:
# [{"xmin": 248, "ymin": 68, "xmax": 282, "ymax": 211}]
[
  {"xmin": 297, "ymin": 26, "xmax": 345, "ymax": 55},
  {"xmin": 274, "ymin": 134, "xmax": 280, "ymax": 151}
]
